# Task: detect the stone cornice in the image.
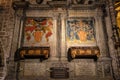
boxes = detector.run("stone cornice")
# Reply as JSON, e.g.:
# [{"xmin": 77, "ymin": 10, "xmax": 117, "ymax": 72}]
[
  {"xmin": 70, "ymin": 4, "xmax": 96, "ymax": 10},
  {"xmin": 12, "ymin": 1, "xmax": 105, "ymax": 11},
  {"xmin": 69, "ymin": 2, "xmax": 105, "ymax": 10},
  {"xmin": 28, "ymin": 4, "xmax": 51, "ymax": 10}
]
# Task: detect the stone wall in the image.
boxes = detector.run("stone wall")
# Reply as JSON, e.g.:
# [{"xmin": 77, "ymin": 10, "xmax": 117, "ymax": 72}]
[
  {"xmin": 0, "ymin": 0, "xmax": 14, "ymax": 58},
  {"xmin": 0, "ymin": 0, "xmax": 15, "ymax": 79},
  {"xmin": 0, "ymin": 0, "xmax": 119, "ymax": 80}
]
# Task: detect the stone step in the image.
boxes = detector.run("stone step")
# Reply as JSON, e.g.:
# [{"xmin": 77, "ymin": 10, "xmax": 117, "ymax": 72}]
[{"xmin": 6, "ymin": 76, "xmax": 113, "ymax": 80}]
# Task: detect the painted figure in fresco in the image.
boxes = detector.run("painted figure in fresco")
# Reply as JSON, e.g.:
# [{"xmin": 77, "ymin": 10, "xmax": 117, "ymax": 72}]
[{"xmin": 77, "ymin": 20, "xmax": 87, "ymax": 42}]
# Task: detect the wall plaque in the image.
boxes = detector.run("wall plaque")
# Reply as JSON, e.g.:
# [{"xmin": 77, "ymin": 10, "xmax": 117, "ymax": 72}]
[
  {"xmin": 50, "ymin": 67, "xmax": 69, "ymax": 79},
  {"xmin": 75, "ymin": 60, "xmax": 96, "ymax": 76},
  {"xmin": 23, "ymin": 63, "xmax": 46, "ymax": 76}
]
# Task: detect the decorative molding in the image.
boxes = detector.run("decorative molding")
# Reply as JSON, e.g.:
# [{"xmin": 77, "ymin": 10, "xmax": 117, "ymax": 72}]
[
  {"xmin": 47, "ymin": 1, "xmax": 67, "ymax": 8},
  {"xmin": 11, "ymin": 0, "xmax": 107, "ymax": 11},
  {"xmin": 28, "ymin": 4, "xmax": 51, "ymax": 10}
]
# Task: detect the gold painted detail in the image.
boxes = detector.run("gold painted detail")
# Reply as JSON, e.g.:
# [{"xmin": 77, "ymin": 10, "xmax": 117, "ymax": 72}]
[
  {"xmin": 20, "ymin": 50, "xmax": 26, "ymax": 58},
  {"xmin": 69, "ymin": 47, "xmax": 100, "ymax": 58},
  {"xmin": 115, "ymin": 1, "xmax": 120, "ymax": 36},
  {"xmin": 17, "ymin": 47, "xmax": 50, "ymax": 59}
]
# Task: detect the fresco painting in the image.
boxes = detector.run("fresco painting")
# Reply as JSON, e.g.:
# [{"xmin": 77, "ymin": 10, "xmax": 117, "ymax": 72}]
[
  {"xmin": 23, "ymin": 17, "xmax": 53, "ymax": 46},
  {"xmin": 67, "ymin": 18, "xmax": 95, "ymax": 44}
]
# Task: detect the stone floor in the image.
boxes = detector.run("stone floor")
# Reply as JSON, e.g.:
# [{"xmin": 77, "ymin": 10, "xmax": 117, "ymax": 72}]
[
  {"xmin": 5, "ymin": 76, "xmax": 113, "ymax": 80},
  {"xmin": 4, "ymin": 59, "xmax": 115, "ymax": 80}
]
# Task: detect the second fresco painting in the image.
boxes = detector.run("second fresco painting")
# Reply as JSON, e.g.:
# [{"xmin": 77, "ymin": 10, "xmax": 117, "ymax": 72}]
[
  {"xmin": 66, "ymin": 18, "xmax": 96, "ymax": 44},
  {"xmin": 22, "ymin": 17, "xmax": 53, "ymax": 47}
]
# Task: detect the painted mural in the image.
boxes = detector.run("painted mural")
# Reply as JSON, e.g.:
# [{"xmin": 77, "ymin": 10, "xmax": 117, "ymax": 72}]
[
  {"xmin": 67, "ymin": 18, "xmax": 95, "ymax": 44},
  {"xmin": 23, "ymin": 17, "xmax": 53, "ymax": 47}
]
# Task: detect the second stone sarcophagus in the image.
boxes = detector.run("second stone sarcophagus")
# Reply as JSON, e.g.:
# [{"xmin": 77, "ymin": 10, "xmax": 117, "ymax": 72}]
[{"xmin": 67, "ymin": 46, "xmax": 100, "ymax": 62}]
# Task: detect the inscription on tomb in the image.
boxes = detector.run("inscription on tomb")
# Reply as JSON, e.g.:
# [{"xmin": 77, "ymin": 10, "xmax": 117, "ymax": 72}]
[
  {"xmin": 23, "ymin": 63, "xmax": 46, "ymax": 76},
  {"xmin": 75, "ymin": 61, "xmax": 96, "ymax": 76}
]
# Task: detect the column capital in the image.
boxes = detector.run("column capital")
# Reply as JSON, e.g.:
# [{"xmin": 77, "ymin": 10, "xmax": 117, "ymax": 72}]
[{"xmin": 15, "ymin": 9, "xmax": 24, "ymax": 18}]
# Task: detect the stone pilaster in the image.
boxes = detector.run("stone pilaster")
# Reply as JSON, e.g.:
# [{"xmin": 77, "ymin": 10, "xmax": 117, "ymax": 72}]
[
  {"xmin": 95, "ymin": 16, "xmax": 109, "ymax": 57},
  {"xmin": 61, "ymin": 13, "xmax": 67, "ymax": 60},
  {"xmin": 10, "ymin": 9, "xmax": 24, "ymax": 60},
  {"xmin": 49, "ymin": 12, "xmax": 59, "ymax": 60},
  {"xmin": 18, "ymin": 19, "xmax": 24, "ymax": 48},
  {"xmin": 95, "ymin": 7, "xmax": 113, "ymax": 78},
  {"xmin": 7, "ymin": 9, "xmax": 25, "ymax": 80}
]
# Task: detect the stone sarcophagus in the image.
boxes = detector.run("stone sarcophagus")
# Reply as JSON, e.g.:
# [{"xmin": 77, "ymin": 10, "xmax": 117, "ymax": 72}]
[
  {"xmin": 14, "ymin": 47, "xmax": 50, "ymax": 62},
  {"xmin": 67, "ymin": 46, "xmax": 100, "ymax": 62}
]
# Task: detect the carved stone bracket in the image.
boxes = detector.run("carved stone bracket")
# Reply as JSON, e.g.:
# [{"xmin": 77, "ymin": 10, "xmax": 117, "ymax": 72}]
[
  {"xmin": 15, "ymin": 9, "xmax": 24, "ymax": 18},
  {"xmin": 12, "ymin": 1, "xmax": 29, "ymax": 10},
  {"xmin": 12, "ymin": 1, "xmax": 29, "ymax": 19}
]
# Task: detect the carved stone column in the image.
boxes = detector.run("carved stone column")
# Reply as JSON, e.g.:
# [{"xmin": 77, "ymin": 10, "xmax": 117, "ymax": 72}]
[
  {"xmin": 6, "ymin": 10, "xmax": 23, "ymax": 79},
  {"xmin": 10, "ymin": 9, "xmax": 24, "ymax": 60},
  {"xmin": 61, "ymin": 13, "xmax": 67, "ymax": 60},
  {"xmin": 50, "ymin": 13, "xmax": 58, "ymax": 60},
  {"xmin": 10, "ymin": 0, "xmax": 29, "ymax": 60},
  {"xmin": 50, "ymin": 8, "xmax": 67, "ymax": 60},
  {"xmin": 56, "ymin": 13, "xmax": 62, "ymax": 60}
]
